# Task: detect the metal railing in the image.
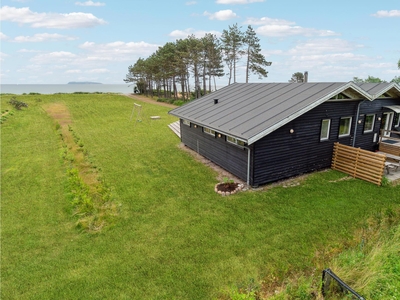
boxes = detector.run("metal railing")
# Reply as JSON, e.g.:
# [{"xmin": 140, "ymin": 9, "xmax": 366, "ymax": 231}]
[{"xmin": 321, "ymin": 269, "xmax": 365, "ymax": 299}]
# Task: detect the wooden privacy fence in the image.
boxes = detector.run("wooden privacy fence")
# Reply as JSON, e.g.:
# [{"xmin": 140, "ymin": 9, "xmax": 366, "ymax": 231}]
[{"xmin": 331, "ymin": 142, "xmax": 386, "ymax": 186}]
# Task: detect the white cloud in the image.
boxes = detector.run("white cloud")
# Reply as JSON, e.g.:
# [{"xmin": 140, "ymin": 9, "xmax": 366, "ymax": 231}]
[
  {"xmin": 216, "ymin": 0, "xmax": 264, "ymax": 4},
  {"xmin": 65, "ymin": 69, "xmax": 82, "ymax": 74},
  {"xmin": 168, "ymin": 28, "xmax": 221, "ymax": 39},
  {"xmin": 75, "ymin": 1, "xmax": 106, "ymax": 7},
  {"xmin": 0, "ymin": 32, "xmax": 8, "ymax": 40},
  {"xmin": 287, "ymin": 38, "xmax": 363, "ymax": 56},
  {"xmin": 203, "ymin": 9, "xmax": 237, "ymax": 20},
  {"xmin": 79, "ymin": 41, "xmax": 159, "ymax": 60},
  {"xmin": 0, "ymin": 52, "xmax": 8, "ymax": 61},
  {"xmin": 87, "ymin": 68, "xmax": 109, "ymax": 73},
  {"xmin": 0, "ymin": 6, "xmax": 107, "ymax": 29},
  {"xmin": 245, "ymin": 17, "xmax": 338, "ymax": 37},
  {"xmin": 372, "ymin": 10, "xmax": 400, "ymax": 18},
  {"xmin": 18, "ymin": 49, "xmax": 42, "ymax": 53},
  {"xmin": 13, "ymin": 33, "xmax": 78, "ymax": 42},
  {"xmin": 31, "ymin": 51, "xmax": 78, "ymax": 64},
  {"xmin": 185, "ymin": 1, "xmax": 197, "ymax": 5}
]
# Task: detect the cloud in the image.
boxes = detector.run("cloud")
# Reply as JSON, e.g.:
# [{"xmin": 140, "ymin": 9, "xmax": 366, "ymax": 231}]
[
  {"xmin": 26, "ymin": 40, "xmax": 159, "ymax": 75},
  {"xmin": 168, "ymin": 28, "xmax": 221, "ymax": 39},
  {"xmin": 185, "ymin": 1, "xmax": 197, "ymax": 5},
  {"xmin": 18, "ymin": 49, "xmax": 42, "ymax": 53},
  {"xmin": 286, "ymin": 38, "xmax": 363, "ymax": 56},
  {"xmin": 13, "ymin": 33, "xmax": 78, "ymax": 42},
  {"xmin": 372, "ymin": 10, "xmax": 400, "ymax": 18},
  {"xmin": 0, "ymin": 6, "xmax": 107, "ymax": 29},
  {"xmin": 65, "ymin": 69, "xmax": 82, "ymax": 74},
  {"xmin": 0, "ymin": 32, "xmax": 8, "ymax": 40},
  {"xmin": 75, "ymin": 1, "xmax": 106, "ymax": 6},
  {"xmin": 79, "ymin": 41, "xmax": 159, "ymax": 60},
  {"xmin": 245, "ymin": 17, "xmax": 339, "ymax": 37},
  {"xmin": 0, "ymin": 52, "xmax": 8, "ymax": 61},
  {"xmin": 87, "ymin": 68, "xmax": 109, "ymax": 73},
  {"xmin": 203, "ymin": 9, "xmax": 237, "ymax": 20},
  {"xmin": 216, "ymin": 0, "xmax": 264, "ymax": 4}
]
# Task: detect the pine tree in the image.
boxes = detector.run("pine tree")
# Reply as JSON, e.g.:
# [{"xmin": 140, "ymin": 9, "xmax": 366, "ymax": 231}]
[
  {"xmin": 244, "ymin": 25, "xmax": 271, "ymax": 83},
  {"xmin": 220, "ymin": 23, "xmax": 244, "ymax": 85}
]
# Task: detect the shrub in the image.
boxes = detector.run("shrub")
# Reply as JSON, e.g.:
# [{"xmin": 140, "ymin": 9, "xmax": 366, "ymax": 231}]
[{"xmin": 8, "ymin": 96, "xmax": 28, "ymax": 110}]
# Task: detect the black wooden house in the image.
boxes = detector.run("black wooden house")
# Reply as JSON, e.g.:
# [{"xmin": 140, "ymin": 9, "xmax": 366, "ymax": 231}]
[{"xmin": 169, "ymin": 82, "xmax": 400, "ymax": 186}]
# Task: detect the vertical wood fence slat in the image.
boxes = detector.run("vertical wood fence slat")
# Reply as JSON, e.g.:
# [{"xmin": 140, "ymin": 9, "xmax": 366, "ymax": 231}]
[{"xmin": 331, "ymin": 142, "xmax": 386, "ymax": 186}]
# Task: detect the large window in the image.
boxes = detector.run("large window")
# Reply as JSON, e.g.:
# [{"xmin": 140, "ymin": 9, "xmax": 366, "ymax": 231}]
[
  {"xmin": 339, "ymin": 117, "xmax": 352, "ymax": 137},
  {"xmin": 227, "ymin": 135, "xmax": 245, "ymax": 146},
  {"xmin": 203, "ymin": 127, "xmax": 215, "ymax": 136},
  {"xmin": 320, "ymin": 119, "xmax": 331, "ymax": 141},
  {"xmin": 363, "ymin": 114, "xmax": 375, "ymax": 133}
]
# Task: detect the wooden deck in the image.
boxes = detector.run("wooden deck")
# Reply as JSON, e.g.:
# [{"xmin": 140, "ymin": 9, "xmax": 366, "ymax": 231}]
[{"xmin": 168, "ymin": 121, "xmax": 181, "ymax": 138}]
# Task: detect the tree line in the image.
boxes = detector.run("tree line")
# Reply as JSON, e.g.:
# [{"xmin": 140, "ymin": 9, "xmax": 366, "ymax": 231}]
[{"xmin": 124, "ymin": 24, "xmax": 271, "ymax": 100}]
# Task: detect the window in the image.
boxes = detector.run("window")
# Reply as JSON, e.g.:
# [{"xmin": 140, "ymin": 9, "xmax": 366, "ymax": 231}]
[
  {"xmin": 363, "ymin": 114, "xmax": 375, "ymax": 133},
  {"xmin": 320, "ymin": 119, "xmax": 331, "ymax": 141},
  {"xmin": 182, "ymin": 119, "xmax": 190, "ymax": 126},
  {"xmin": 395, "ymin": 113, "xmax": 400, "ymax": 127},
  {"xmin": 339, "ymin": 117, "xmax": 352, "ymax": 137},
  {"xmin": 227, "ymin": 135, "xmax": 245, "ymax": 146},
  {"xmin": 203, "ymin": 127, "xmax": 215, "ymax": 136}
]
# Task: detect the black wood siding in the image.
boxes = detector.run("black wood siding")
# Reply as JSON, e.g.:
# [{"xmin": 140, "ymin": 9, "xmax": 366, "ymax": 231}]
[
  {"xmin": 355, "ymin": 98, "xmax": 400, "ymax": 150},
  {"xmin": 180, "ymin": 120, "xmax": 249, "ymax": 181},
  {"xmin": 252, "ymin": 98, "xmax": 400, "ymax": 186}
]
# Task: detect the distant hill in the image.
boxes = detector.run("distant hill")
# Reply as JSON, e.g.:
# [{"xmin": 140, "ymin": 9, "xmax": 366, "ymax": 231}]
[{"xmin": 68, "ymin": 81, "xmax": 102, "ymax": 84}]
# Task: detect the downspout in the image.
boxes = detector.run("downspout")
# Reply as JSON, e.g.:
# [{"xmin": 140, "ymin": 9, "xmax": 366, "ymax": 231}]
[
  {"xmin": 243, "ymin": 145, "xmax": 251, "ymax": 186},
  {"xmin": 352, "ymin": 100, "xmax": 366, "ymax": 147}
]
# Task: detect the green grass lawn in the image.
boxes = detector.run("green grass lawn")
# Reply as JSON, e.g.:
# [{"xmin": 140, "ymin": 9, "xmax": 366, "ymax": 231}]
[{"xmin": 1, "ymin": 94, "xmax": 399, "ymax": 299}]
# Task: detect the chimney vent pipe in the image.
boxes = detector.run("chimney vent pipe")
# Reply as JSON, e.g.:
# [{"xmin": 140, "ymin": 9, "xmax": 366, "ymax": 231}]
[{"xmin": 214, "ymin": 99, "xmax": 218, "ymax": 104}]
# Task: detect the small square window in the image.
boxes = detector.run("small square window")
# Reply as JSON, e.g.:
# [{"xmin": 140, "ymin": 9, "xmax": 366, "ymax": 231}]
[
  {"xmin": 203, "ymin": 127, "xmax": 215, "ymax": 136},
  {"xmin": 320, "ymin": 119, "xmax": 331, "ymax": 141},
  {"xmin": 339, "ymin": 117, "xmax": 352, "ymax": 137},
  {"xmin": 363, "ymin": 114, "xmax": 375, "ymax": 133},
  {"xmin": 227, "ymin": 135, "xmax": 245, "ymax": 146},
  {"xmin": 182, "ymin": 119, "xmax": 190, "ymax": 126}
]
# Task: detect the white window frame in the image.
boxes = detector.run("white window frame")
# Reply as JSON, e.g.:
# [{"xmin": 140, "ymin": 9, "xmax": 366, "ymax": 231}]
[
  {"xmin": 182, "ymin": 119, "xmax": 190, "ymax": 126},
  {"xmin": 320, "ymin": 119, "xmax": 331, "ymax": 141},
  {"xmin": 395, "ymin": 113, "xmax": 400, "ymax": 127},
  {"xmin": 363, "ymin": 114, "xmax": 375, "ymax": 133},
  {"xmin": 339, "ymin": 117, "xmax": 352, "ymax": 137},
  {"xmin": 203, "ymin": 127, "xmax": 215, "ymax": 136},
  {"xmin": 226, "ymin": 135, "xmax": 245, "ymax": 146},
  {"xmin": 382, "ymin": 112, "xmax": 394, "ymax": 137}
]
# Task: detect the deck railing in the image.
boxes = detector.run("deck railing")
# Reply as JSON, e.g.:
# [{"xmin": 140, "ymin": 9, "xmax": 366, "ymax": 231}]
[{"xmin": 379, "ymin": 129, "xmax": 400, "ymax": 156}]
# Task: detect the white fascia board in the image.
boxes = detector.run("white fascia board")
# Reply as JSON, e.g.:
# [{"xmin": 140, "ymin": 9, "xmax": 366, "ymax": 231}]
[{"xmin": 247, "ymin": 82, "xmax": 370, "ymax": 145}]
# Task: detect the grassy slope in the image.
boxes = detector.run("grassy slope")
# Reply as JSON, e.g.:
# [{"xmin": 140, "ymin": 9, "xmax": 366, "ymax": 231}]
[{"xmin": 1, "ymin": 94, "xmax": 399, "ymax": 299}]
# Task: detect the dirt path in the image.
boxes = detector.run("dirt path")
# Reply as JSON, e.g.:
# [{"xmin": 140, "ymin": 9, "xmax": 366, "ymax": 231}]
[{"xmin": 123, "ymin": 93, "xmax": 178, "ymax": 109}]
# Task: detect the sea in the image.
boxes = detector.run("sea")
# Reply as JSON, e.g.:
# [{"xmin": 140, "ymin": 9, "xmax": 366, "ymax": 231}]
[{"xmin": 0, "ymin": 84, "xmax": 135, "ymax": 95}]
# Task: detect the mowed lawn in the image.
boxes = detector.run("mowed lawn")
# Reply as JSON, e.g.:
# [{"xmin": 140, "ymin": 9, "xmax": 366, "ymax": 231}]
[{"xmin": 1, "ymin": 94, "xmax": 399, "ymax": 299}]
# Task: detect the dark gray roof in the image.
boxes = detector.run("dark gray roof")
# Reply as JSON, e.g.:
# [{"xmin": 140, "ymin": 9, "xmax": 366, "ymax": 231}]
[
  {"xmin": 169, "ymin": 82, "xmax": 400, "ymax": 145},
  {"xmin": 356, "ymin": 82, "xmax": 400, "ymax": 99}
]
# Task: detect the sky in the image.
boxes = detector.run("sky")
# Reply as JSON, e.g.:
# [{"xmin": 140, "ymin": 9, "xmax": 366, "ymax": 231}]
[{"xmin": 1, "ymin": 0, "xmax": 400, "ymax": 85}]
